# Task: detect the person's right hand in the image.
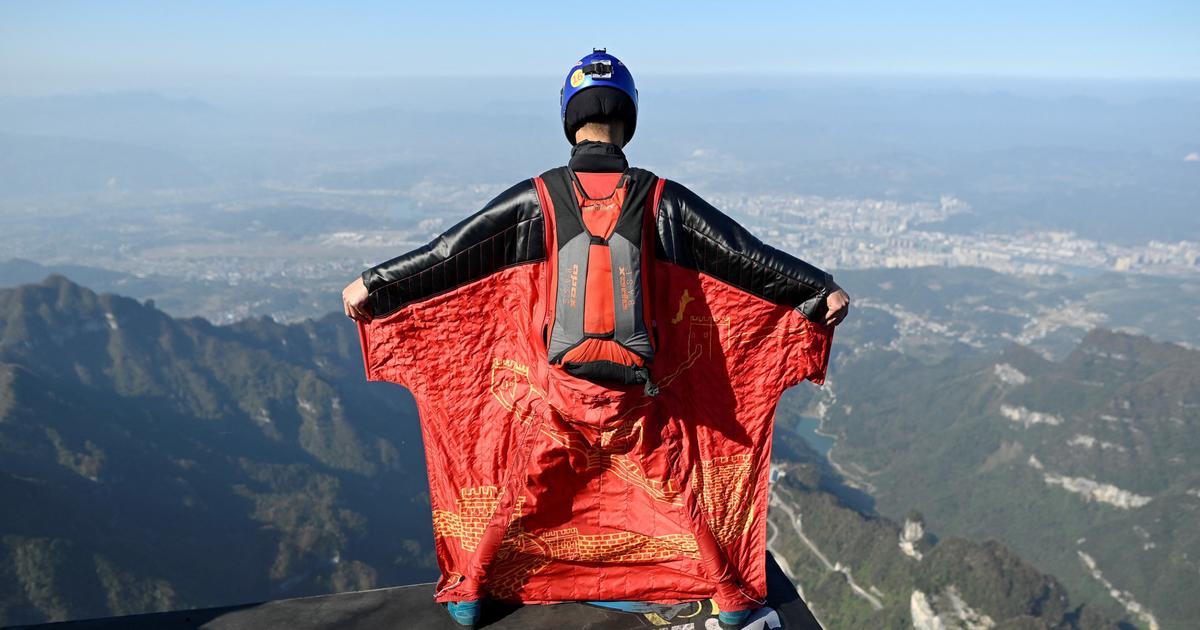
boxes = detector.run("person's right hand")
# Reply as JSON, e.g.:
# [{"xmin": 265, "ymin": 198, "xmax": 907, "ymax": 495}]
[
  {"xmin": 824, "ymin": 281, "xmax": 850, "ymax": 327},
  {"xmin": 342, "ymin": 277, "xmax": 371, "ymax": 322}
]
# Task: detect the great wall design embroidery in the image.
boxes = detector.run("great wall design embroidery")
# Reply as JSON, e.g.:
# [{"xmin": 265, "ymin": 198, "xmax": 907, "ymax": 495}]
[{"xmin": 433, "ymin": 485, "xmax": 701, "ymax": 596}]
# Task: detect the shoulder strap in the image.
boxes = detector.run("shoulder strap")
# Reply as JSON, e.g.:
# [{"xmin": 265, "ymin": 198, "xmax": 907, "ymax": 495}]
[
  {"xmin": 539, "ymin": 166, "xmax": 586, "ymax": 250},
  {"xmin": 611, "ymin": 167, "xmax": 658, "ymax": 246},
  {"xmin": 541, "ymin": 165, "xmax": 659, "ymax": 246}
]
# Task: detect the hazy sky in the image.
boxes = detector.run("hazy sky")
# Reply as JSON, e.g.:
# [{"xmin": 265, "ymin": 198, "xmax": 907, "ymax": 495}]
[{"xmin": 2, "ymin": 0, "xmax": 1198, "ymax": 90}]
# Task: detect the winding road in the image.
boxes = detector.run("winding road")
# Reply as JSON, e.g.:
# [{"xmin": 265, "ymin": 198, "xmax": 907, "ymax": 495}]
[{"xmin": 769, "ymin": 490, "xmax": 884, "ymax": 611}]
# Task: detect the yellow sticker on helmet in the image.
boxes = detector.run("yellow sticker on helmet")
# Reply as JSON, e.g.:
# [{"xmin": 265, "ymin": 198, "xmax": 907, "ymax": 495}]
[{"xmin": 570, "ymin": 69, "xmax": 585, "ymax": 88}]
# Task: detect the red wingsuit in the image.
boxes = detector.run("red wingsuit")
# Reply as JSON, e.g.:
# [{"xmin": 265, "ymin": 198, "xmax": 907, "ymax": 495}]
[{"xmin": 356, "ymin": 141, "xmax": 834, "ymax": 611}]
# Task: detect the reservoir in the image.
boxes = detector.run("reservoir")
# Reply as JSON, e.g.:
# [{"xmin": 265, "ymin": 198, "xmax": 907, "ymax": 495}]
[
  {"xmin": 787, "ymin": 414, "xmax": 876, "ymax": 513},
  {"xmin": 794, "ymin": 416, "xmax": 835, "ymax": 458}
]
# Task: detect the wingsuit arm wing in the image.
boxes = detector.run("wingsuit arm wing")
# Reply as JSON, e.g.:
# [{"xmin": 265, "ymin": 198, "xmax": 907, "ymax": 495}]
[
  {"xmin": 655, "ymin": 180, "xmax": 834, "ymax": 322},
  {"xmin": 361, "ymin": 180, "xmax": 546, "ymax": 318}
]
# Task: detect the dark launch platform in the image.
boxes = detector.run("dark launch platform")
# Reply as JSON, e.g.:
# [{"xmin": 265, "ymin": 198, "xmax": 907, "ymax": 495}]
[{"xmin": 6, "ymin": 554, "xmax": 821, "ymax": 630}]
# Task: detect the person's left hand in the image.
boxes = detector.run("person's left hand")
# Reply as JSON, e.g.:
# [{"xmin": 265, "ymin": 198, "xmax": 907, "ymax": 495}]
[
  {"xmin": 825, "ymin": 282, "xmax": 850, "ymax": 327},
  {"xmin": 342, "ymin": 277, "xmax": 372, "ymax": 322}
]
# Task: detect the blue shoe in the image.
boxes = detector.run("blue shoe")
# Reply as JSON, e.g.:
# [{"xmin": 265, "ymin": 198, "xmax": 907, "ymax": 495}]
[
  {"xmin": 446, "ymin": 599, "xmax": 481, "ymax": 627},
  {"xmin": 718, "ymin": 608, "xmax": 753, "ymax": 629}
]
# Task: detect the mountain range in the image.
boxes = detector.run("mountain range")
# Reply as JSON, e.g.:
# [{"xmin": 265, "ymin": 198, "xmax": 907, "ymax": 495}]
[
  {"xmin": 802, "ymin": 323, "xmax": 1198, "ymax": 629},
  {"xmin": 0, "ymin": 276, "xmax": 435, "ymax": 624},
  {"xmin": 767, "ymin": 422, "xmax": 1124, "ymax": 629},
  {"xmin": 0, "ymin": 276, "xmax": 1138, "ymax": 628}
]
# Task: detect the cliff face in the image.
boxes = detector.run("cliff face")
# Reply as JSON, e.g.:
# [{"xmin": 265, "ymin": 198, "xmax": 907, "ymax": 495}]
[
  {"xmin": 765, "ymin": 425, "xmax": 1123, "ymax": 629},
  {"xmin": 0, "ymin": 276, "xmax": 436, "ymax": 626},
  {"xmin": 794, "ymin": 324, "xmax": 1199, "ymax": 628}
]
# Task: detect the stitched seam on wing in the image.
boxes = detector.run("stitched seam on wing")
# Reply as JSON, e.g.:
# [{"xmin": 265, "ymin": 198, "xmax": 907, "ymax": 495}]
[
  {"xmin": 371, "ymin": 257, "xmax": 547, "ymax": 317},
  {"xmin": 678, "ymin": 221, "xmax": 820, "ymax": 293},
  {"xmin": 370, "ymin": 215, "xmax": 542, "ymax": 294}
]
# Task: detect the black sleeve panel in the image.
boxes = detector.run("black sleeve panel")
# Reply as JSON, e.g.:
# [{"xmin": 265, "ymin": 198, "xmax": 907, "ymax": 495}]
[
  {"xmin": 362, "ymin": 179, "xmax": 546, "ymax": 318},
  {"xmin": 655, "ymin": 180, "xmax": 833, "ymax": 321}
]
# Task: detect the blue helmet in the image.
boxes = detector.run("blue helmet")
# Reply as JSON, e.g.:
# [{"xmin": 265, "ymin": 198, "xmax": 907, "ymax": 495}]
[{"xmin": 560, "ymin": 49, "xmax": 638, "ymax": 145}]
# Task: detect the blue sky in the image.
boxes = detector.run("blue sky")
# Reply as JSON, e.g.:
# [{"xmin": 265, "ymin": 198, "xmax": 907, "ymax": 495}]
[{"xmin": 2, "ymin": 0, "xmax": 1198, "ymax": 86}]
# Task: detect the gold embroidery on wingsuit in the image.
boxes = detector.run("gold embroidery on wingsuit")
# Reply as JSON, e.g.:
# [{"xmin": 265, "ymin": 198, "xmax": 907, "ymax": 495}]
[
  {"xmin": 672, "ymin": 284, "xmax": 811, "ymax": 350},
  {"xmin": 539, "ymin": 421, "xmax": 683, "ymax": 505},
  {"xmin": 432, "ymin": 486, "xmax": 524, "ymax": 552},
  {"xmin": 489, "ymin": 357, "xmax": 682, "ymax": 504},
  {"xmin": 434, "ymin": 486, "xmax": 700, "ymax": 598},
  {"xmin": 488, "ymin": 527, "xmax": 702, "ymax": 597},
  {"xmin": 671, "ymin": 289, "xmax": 695, "ymax": 324},
  {"xmin": 490, "ymin": 358, "xmax": 538, "ymax": 424},
  {"xmin": 687, "ymin": 315, "xmax": 732, "ymax": 360},
  {"xmin": 696, "ymin": 454, "xmax": 755, "ymax": 546}
]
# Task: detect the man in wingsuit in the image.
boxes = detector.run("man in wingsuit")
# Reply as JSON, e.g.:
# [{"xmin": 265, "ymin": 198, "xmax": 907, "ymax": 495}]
[{"xmin": 343, "ymin": 49, "xmax": 850, "ymax": 629}]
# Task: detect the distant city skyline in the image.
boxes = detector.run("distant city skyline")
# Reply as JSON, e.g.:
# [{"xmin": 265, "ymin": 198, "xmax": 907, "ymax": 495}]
[{"xmin": 2, "ymin": 0, "xmax": 1198, "ymax": 92}]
